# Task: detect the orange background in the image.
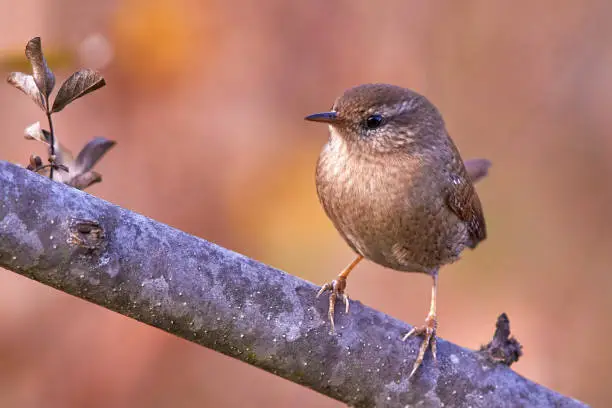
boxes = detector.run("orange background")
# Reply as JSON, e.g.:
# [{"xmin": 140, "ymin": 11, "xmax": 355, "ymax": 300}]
[{"xmin": 0, "ymin": 1, "xmax": 610, "ymax": 406}]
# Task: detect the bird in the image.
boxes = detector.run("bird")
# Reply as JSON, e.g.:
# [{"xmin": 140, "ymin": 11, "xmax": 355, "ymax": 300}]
[{"xmin": 304, "ymin": 83, "xmax": 489, "ymax": 377}]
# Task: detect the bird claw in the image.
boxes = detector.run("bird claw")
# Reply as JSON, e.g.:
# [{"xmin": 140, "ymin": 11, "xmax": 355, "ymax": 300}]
[
  {"xmin": 402, "ymin": 313, "xmax": 437, "ymax": 378},
  {"xmin": 316, "ymin": 277, "xmax": 349, "ymax": 333}
]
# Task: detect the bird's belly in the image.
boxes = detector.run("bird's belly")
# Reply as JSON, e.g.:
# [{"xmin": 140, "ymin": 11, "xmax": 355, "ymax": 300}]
[{"xmin": 317, "ymin": 158, "xmax": 467, "ymax": 274}]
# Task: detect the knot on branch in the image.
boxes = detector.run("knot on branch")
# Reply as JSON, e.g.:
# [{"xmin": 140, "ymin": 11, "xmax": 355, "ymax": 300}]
[
  {"xmin": 68, "ymin": 218, "xmax": 105, "ymax": 252},
  {"xmin": 480, "ymin": 312, "xmax": 523, "ymax": 366}
]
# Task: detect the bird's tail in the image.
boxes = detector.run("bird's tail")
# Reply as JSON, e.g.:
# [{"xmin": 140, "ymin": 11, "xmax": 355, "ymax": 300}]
[{"xmin": 464, "ymin": 158, "xmax": 492, "ymax": 184}]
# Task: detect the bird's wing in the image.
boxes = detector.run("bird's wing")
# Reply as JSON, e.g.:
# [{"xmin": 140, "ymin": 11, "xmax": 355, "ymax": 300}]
[{"xmin": 445, "ymin": 171, "xmax": 487, "ymax": 249}]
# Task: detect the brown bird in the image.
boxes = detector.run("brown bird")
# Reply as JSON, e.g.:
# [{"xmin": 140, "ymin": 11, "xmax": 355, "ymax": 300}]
[{"xmin": 305, "ymin": 83, "xmax": 489, "ymax": 377}]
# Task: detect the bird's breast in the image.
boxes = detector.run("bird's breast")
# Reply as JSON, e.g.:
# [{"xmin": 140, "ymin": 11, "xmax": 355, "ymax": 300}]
[{"xmin": 315, "ymin": 132, "xmax": 467, "ymax": 273}]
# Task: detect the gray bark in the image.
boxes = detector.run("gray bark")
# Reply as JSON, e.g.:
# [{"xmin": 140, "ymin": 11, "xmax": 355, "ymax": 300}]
[{"xmin": 0, "ymin": 161, "xmax": 587, "ymax": 408}]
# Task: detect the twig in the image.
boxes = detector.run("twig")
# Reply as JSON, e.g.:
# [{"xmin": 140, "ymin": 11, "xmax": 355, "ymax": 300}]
[
  {"xmin": 0, "ymin": 161, "xmax": 587, "ymax": 408},
  {"xmin": 44, "ymin": 98, "xmax": 55, "ymax": 180},
  {"xmin": 480, "ymin": 313, "xmax": 523, "ymax": 366}
]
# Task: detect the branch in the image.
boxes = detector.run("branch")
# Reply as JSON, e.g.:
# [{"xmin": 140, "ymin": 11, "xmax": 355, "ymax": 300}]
[{"xmin": 0, "ymin": 161, "xmax": 586, "ymax": 408}]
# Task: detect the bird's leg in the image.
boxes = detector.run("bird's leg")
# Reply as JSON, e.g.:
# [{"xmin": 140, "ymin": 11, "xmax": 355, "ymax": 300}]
[
  {"xmin": 317, "ymin": 254, "xmax": 363, "ymax": 332},
  {"xmin": 402, "ymin": 272, "xmax": 438, "ymax": 378}
]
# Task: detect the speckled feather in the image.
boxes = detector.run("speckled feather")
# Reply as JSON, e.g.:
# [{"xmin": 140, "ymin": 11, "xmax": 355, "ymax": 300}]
[{"xmin": 315, "ymin": 84, "xmax": 486, "ymax": 275}]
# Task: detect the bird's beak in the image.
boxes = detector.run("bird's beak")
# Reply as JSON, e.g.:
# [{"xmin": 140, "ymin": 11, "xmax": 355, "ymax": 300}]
[{"xmin": 304, "ymin": 111, "xmax": 338, "ymax": 124}]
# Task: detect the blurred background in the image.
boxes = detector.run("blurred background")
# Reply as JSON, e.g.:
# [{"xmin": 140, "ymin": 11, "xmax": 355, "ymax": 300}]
[{"xmin": 0, "ymin": 0, "xmax": 611, "ymax": 406}]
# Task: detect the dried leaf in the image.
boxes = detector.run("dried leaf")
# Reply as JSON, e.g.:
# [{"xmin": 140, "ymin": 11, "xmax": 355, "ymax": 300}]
[
  {"xmin": 23, "ymin": 122, "xmax": 70, "ymax": 178},
  {"xmin": 74, "ymin": 137, "xmax": 116, "ymax": 174},
  {"xmin": 67, "ymin": 171, "xmax": 103, "ymax": 190},
  {"xmin": 51, "ymin": 69, "xmax": 105, "ymax": 113},
  {"xmin": 25, "ymin": 37, "xmax": 55, "ymax": 98},
  {"xmin": 40, "ymin": 137, "xmax": 114, "ymax": 189},
  {"xmin": 24, "ymin": 122, "xmax": 48, "ymax": 143},
  {"xmin": 22, "ymin": 122, "xmax": 64, "ymax": 166},
  {"xmin": 52, "ymin": 145, "xmax": 74, "ymax": 184},
  {"xmin": 26, "ymin": 155, "xmax": 43, "ymax": 171},
  {"xmin": 6, "ymin": 72, "xmax": 45, "ymax": 110}
]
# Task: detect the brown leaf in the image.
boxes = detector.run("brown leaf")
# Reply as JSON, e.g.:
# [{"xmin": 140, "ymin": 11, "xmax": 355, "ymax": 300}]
[
  {"xmin": 24, "ymin": 122, "xmax": 48, "ymax": 143},
  {"xmin": 74, "ymin": 137, "xmax": 116, "ymax": 174},
  {"xmin": 52, "ymin": 145, "xmax": 74, "ymax": 184},
  {"xmin": 23, "ymin": 121, "xmax": 71, "ymax": 180},
  {"xmin": 67, "ymin": 171, "xmax": 103, "ymax": 190},
  {"xmin": 48, "ymin": 137, "xmax": 114, "ymax": 189},
  {"xmin": 26, "ymin": 155, "xmax": 43, "ymax": 171},
  {"xmin": 51, "ymin": 69, "xmax": 105, "ymax": 113},
  {"xmin": 25, "ymin": 37, "xmax": 55, "ymax": 99},
  {"xmin": 22, "ymin": 122, "xmax": 65, "ymax": 166},
  {"xmin": 6, "ymin": 72, "xmax": 45, "ymax": 110}
]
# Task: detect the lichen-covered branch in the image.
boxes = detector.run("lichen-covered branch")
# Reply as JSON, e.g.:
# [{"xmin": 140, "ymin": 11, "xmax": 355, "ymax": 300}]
[{"xmin": 0, "ymin": 161, "xmax": 586, "ymax": 408}]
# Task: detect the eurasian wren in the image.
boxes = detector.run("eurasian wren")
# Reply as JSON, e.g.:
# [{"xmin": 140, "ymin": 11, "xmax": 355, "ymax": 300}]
[{"xmin": 305, "ymin": 83, "xmax": 490, "ymax": 377}]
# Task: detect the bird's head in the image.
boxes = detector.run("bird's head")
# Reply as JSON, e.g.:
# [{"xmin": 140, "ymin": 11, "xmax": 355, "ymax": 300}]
[{"xmin": 305, "ymin": 83, "xmax": 445, "ymax": 155}]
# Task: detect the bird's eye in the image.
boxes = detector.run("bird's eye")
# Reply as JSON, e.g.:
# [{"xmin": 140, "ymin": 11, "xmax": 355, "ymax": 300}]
[{"xmin": 365, "ymin": 114, "xmax": 384, "ymax": 130}]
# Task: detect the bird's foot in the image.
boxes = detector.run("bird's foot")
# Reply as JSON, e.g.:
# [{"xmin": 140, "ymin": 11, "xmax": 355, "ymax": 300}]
[
  {"xmin": 402, "ymin": 313, "xmax": 437, "ymax": 378},
  {"xmin": 316, "ymin": 276, "xmax": 349, "ymax": 333}
]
